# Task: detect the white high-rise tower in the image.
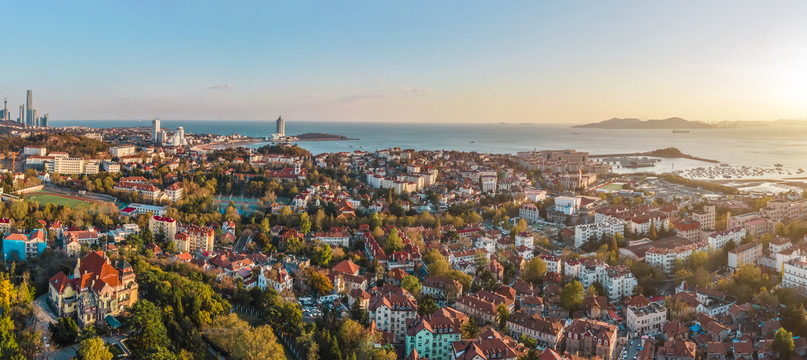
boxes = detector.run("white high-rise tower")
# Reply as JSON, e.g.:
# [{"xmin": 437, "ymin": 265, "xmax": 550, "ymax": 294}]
[
  {"xmin": 276, "ymin": 116, "xmax": 285, "ymax": 137},
  {"xmin": 152, "ymin": 118, "xmax": 161, "ymax": 143}
]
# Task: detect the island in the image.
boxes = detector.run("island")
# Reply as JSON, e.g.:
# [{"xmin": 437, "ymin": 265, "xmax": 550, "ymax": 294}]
[
  {"xmin": 573, "ymin": 117, "xmax": 715, "ymax": 129},
  {"xmin": 292, "ymin": 132, "xmax": 358, "ymax": 141},
  {"xmin": 591, "ymin": 147, "xmax": 720, "ymax": 163}
]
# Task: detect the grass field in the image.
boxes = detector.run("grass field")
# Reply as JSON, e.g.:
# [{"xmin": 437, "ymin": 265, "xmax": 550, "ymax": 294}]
[
  {"xmin": 602, "ymin": 183, "xmax": 625, "ymax": 192},
  {"xmin": 25, "ymin": 191, "xmax": 93, "ymax": 208}
]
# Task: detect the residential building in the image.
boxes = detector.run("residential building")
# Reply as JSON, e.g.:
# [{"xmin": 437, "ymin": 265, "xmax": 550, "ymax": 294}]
[
  {"xmin": 565, "ymin": 319, "xmax": 617, "ymax": 360},
  {"xmin": 312, "ymin": 229, "xmax": 351, "ymax": 247},
  {"xmin": 450, "ymin": 328, "xmax": 520, "ymax": 360},
  {"xmin": 707, "ymin": 227, "xmax": 746, "ymax": 250},
  {"xmin": 519, "ymin": 203, "xmax": 541, "ymax": 223},
  {"xmin": 405, "ymin": 308, "xmax": 466, "ymax": 360},
  {"xmin": 727, "ymin": 241, "xmax": 762, "ymax": 272},
  {"xmin": 174, "ymin": 224, "xmax": 214, "ymax": 252},
  {"xmin": 782, "ymin": 257, "xmax": 807, "ymax": 291},
  {"xmin": 645, "ymin": 240, "xmax": 708, "ymax": 275},
  {"xmin": 23, "ymin": 146, "xmax": 46, "ymax": 156},
  {"xmin": 573, "ymin": 218, "xmax": 623, "ymax": 247},
  {"xmin": 110, "ymin": 146, "xmax": 136, "ymax": 158},
  {"xmin": 506, "ymin": 311, "xmax": 564, "ymax": 350},
  {"xmin": 48, "ymin": 251, "xmax": 138, "ymax": 328},
  {"xmin": 149, "ymin": 215, "xmax": 177, "ymax": 243},
  {"xmin": 45, "ymin": 157, "xmax": 85, "ymax": 175},
  {"xmin": 2, "ymin": 230, "xmax": 47, "ymax": 261},
  {"xmin": 555, "ymin": 196, "xmax": 581, "ymax": 215},
  {"xmin": 626, "ymin": 302, "xmax": 667, "ymax": 337},
  {"xmin": 369, "ymin": 288, "xmax": 418, "ymax": 343},
  {"xmin": 164, "ymin": 182, "xmax": 183, "ymax": 202},
  {"xmin": 692, "ymin": 205, "xmax": 715, "ymax": 231},
  {"xmin": 257, "ymin": 264, "xmax": 293, "ymax": 293},
  {"xmin": 657, "ymin": 340, "xmax": 696, "ymax": 360},
  {"xmin": 515, "ymin": 232, "xmax": 534, "ymax": 250},
  {"xmin": 674, "ymin": 221, "xmax": 701, "ymax": 242},
  {"xmin": 64, "ymin": 230, "xmax": 100, "ymax": 246},
  {"xmin": 421, "ymin": 276, "xmax": 463, "ymax": 302}
]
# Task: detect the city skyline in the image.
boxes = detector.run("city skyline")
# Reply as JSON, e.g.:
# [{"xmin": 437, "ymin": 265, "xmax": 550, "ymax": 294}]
[{"xmin": 4, "ymin": 1, "xmax": 807, "ymax": 123}]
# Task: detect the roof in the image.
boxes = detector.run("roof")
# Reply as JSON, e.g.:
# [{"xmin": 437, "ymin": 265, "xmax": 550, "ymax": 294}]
[{"xmin": 332, "ymin": 260, "xmax": 360, "ymax": 275}]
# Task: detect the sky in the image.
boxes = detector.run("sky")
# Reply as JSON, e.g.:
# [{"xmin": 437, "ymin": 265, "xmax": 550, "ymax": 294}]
[{"xmin": 4, "ymin": 1, "xmax": 807, "ymax": 123}]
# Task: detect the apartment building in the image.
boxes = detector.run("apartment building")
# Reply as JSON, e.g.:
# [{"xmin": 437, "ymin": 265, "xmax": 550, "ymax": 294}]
[
  {"xmin": 646, "ymin": 240, "xmax": 708, "ymax": 275},
  {"xmin": 405, "ymin": 308, "xmax": 465, "ymax": 360},
  {"xmin": 728, "ymin": 241, "xmax": 762, "ymax": 272},
  {"xmin": 574, "ymin": 218, "xmax": 623, "ymax": 247},
  {"xmin": 506, "ymin": 311, "xmax": 564, "ymax": 350},
  {"xmin": 707, "ymin": 227, "xmax": 746, "ymax": 250},
  {"xmin": 692, "ymin": 205, "xmax": 716, "ymax": 231},
  {"xmin": 110, "ymin": 145, "xmax": 136, "ymax": 158},
  {"xmin": 174, "ymin": 224, "xmax": 214, "ymax": 252},
  {"xmin": 369, "ymin": 289, "xmax": 418, "ymax": 343},
  {"xmin": 782, "ymin": 257, "xmax": 807, "ymax": 291},
  {"xmin": 519, "ymin": 203, "xmax": 541, "ymax": 223},
  {"xmin": 148, "ymin": 215, "xmax": 177, "ymax": 242},
  {"xmin": 565, "ymin": 319, "xmax": 617, "ymax": 360},
  {"xmin": 626, "ymin": 302, "xmax": 667, "ymax": 337}
]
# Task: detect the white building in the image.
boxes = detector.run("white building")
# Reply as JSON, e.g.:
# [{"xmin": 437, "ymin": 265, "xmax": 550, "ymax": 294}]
[
  {"xmin": 481, "ymin": 175, "xmax": 497, "ymax": 194},
  {"xmin": 524, "ymin": 188, "xmax": 547, "ymax": 202},
  {"xmin": 554, "ymin": 196, "xmax": 581, "ymax": 215},
  {"xmin": 515, "ymin": 232, "xmax": 534, "ymax": 250},
  {"xmin": 782, "ymin": 257, "xmax": 807, "ymax": 291},
  {"xmin": 519, "ymin": 203, "xmax": 541, "ymax": 223},
  {"xmin": 626, "ymin": 303, "xmax": 667, "ymax": 337},
  {"xmin": 23, "ymin": 146, "xmax": 46, "ymax": 156},
  {"xmin": 369, "ymin": 291, "xmax": 418, "ymax": 343},
  {"xmin": 110, "ymin": 146, "xmax": 136, "ymax": 158},
  {"xmin": 707, "ymin": 227, "xmax": 746, "ymax": 250},
  {"xmin": 573, "ymin": 218, "xmax": 623, "ymax": 248},
  {"xmin": 646, "ymin": 241, "xmax": 708, "ymax": 275}
]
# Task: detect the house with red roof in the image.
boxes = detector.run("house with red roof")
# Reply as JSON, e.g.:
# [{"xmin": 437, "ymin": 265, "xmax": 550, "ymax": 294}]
[{"xmin": 48, "ymin": 251, "xmax": 138, "ymax": 328}]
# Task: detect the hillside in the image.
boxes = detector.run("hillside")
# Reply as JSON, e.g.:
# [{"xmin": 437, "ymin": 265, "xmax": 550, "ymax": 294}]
[
  {"xmin": 0, "ymin": 132, "xmax": 110, "ymax": 157},
  {"xmin": 573, "ymin": 117, "xmax": 715, "ymax": 129}
]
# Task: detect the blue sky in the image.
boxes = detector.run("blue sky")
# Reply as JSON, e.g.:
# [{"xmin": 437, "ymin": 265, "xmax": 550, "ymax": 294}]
[{"xmin": 5, "ymin": 1, "xmax": 807, "ymax": 122}]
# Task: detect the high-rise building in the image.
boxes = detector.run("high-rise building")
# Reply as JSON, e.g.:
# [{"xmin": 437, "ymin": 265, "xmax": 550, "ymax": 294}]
[
  {"xmin": 276, "ymin": 116, "xmax": 285, "ymax": 137},
  {"xmin": 33, "ymin": 108, "xmax": 39, "ymax": 127},
  {"xmin": 152, "ymin": 118, "xmax": 161, "ymax": 143},
  {"xmin": 41, "ymin": 114, "xmax": 49, "ymax": 127},
  {"xmin": 1, "ymin": 98, "xmax": 7, "ymax": 121},
  {"xmin": 25, "ymin": 90, "xmax": 33, "ymax": 125},
  {"xmin": 19, "ymin": 105, "xmax": 23, "ymax": 124}
]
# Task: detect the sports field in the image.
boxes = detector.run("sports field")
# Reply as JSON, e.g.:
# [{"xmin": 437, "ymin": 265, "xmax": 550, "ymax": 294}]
[
  {"xmin": 26, "ymin": 191, "xmax": 94, "ymax": 208},
  {"xmin": 601, "ymin": 183, "xmax": 625, "ymax": 192}
]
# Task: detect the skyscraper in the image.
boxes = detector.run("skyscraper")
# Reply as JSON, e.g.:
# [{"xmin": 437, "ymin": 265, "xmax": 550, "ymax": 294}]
[
  {"xmin": 276, "ymin": 116, "xmax": 285, "ymax": 137},
  {"xmin": 41, "ymin": 114, "xmax": 49, "ymax": 127},
  {"xmin": 19, "ymin": 105, "xmax": 23, "ymax": 124},
  {"xmin": 25, "ymin": 90, "xmax": 33, "ymax": 126},
  {"xmin": 33, "ymin": 108, "xmax": 39, "ymax": 127},
  {"xmin": 1, "ymin": 98, "xmax": 7, "ymax": 121},
  {"xmin": 152, "ymin": 118, "xmax": 161, "ymax": 143}
]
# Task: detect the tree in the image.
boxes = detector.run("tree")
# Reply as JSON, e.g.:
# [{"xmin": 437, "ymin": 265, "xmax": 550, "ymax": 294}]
[
  {"xmin": 77, "ymin": 337, "xmax": 113, "ymax": 360},
  {"xmin": 311, "ymin": 243, "xmax": 332, "ymax": 267},
  {"xmin": 401, "ymin": 275, "xmax": 421, "ymax": 295},
  {"xmin": 0, "ymin": 316, "xmax": 21, "ymax": 359},
  {"xmin": 207, "ymin": 313, "xmax": 248, "ymax": 354},
  {"xmin": 235, "ymin": 325, "xmax": 285, "ymax": 360},
  {"xmin": 560, "ymin": 280, "xmax": 584, "ymax": 313},
  {"xmin": 522, "ymin": 257, "xmax": 547, "ymax": 285},
  {"xmin": 781, "ymin": 304, "xmax": 807, "ymax": 337},
  {"xmin": 50, "ymin": 317, "xmax": 80, "ymax": 347},
  {"xmin": 310, "ymin": 271, "xmax": 334, "ymax": 295},
  {"xmin": 300, "ymin": 212, "xmax": 312, "ymax": 235},
  {"xmin": 127, "ymin": 300, "xmax": 169, "ymax": 353},
  {"xmin": 773, "ymin": 327, "xmax": 795, "ymax": 360},
  {"xmin": 474, "ymin": 253, "xmax": 490, "ymax": 272},
  {"xmin": 418, "ymin": 295, "xmax": 438, "ymax": 316},
  {"xmin": 497, "ymin": 303, "xmax": 510, "ymax": 332},
  {"xmin": 385, "ymin": 228, "xmax": 403, "ymax": 253},
  {"xmin": 649, "ymin": 219, "xmax": 657, "ymax": 240},
  {"xmin": 461, "ymin": 317, "xmax": 479, "ymax": 339}
]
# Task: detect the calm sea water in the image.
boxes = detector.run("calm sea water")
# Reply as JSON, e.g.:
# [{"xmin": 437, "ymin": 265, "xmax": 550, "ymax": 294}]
[{"xmin": 50, "ymin": 120, "xmax": 807, "ymax": 180}]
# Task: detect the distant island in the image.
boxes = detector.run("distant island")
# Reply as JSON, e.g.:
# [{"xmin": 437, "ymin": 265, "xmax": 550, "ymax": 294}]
[
  {"xmin": 293, "ymin": 132, "xmax": 357, "ymax": 141},
  {"xmin": 573, "ymin": 117, "xmax": 715, "ymax": 129},
  {"xmin": 591, "ymin": 147, "xmax": 719, "ymax": 163}
]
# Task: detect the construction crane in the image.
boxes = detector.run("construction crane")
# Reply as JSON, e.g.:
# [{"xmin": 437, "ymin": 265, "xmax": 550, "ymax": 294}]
[{"xmin": 8, "ymin": 151, "xmax": 18, "ymax": 173}]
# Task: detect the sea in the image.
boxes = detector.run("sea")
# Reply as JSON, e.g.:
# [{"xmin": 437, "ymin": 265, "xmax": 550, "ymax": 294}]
[{"xmin": 50, "ymin": 120, "xmax": 807, "ymax": 192}]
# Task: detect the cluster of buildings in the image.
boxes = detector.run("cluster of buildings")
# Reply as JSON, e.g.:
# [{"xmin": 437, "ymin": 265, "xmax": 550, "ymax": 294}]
[{"xmin": 0, "ymin": 90, "xmax": 49, "ymax": 127}]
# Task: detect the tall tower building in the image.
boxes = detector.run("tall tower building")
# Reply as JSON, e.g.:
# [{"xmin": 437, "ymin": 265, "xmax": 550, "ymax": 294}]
[
  {"xmin": 152, "ymin": 118, "xmax": 161, "ymax": 143},
  {"xmin": 42, "ymin": 114, "xmax": 49, "ymax": 127},
  {"xmin": 276, "ymin": 116, "xmax": 285, "ymax": 137},
  {"xmin": 19, "ymin": 105, "xmax": 23, "ymax": 124},
  {"xmin": 33, "ymin": 108, "xmax": 39, "ymax": 127},
  {"xmin": 2, "ymin": 98, "xmax": 7, "ymax": 121},
  {"xmin": 25, "ymin": 90, "xmax": 33, "ymax": 125}
]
